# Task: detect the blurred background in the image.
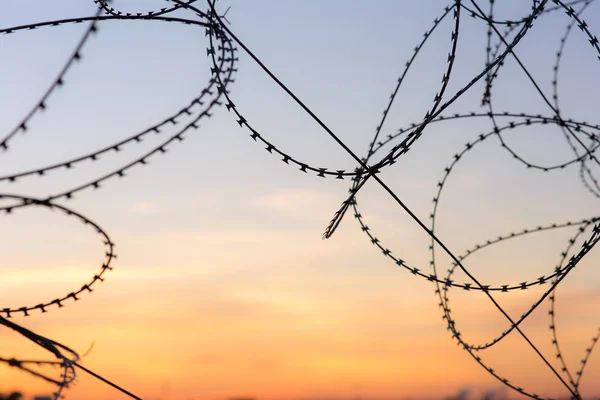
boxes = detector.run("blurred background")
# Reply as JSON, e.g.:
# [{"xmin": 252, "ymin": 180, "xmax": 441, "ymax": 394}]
[{"xmin": 0, "ymin": 1, "xmax": 599, "ymax": 399}]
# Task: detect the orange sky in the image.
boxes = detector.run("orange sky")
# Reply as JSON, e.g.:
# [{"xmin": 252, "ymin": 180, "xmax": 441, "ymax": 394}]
[
  {"xmin": 2, "ymin": 1, "xmax": 600, "ymax": 399},
  {"xmin": 1, "ymin": 239, "xmax": 599, "ymax": 399}
]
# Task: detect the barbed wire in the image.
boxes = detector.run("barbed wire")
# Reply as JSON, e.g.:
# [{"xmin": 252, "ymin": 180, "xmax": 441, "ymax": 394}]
[
  {"xmin": 340, "ymin": 1, "xmax": 600, "ymax": 398},
  {"xmin": 1, "ymin": 0, "xmax": 599, "ymax": 399},
  {"xmin": 0, "ymin": 1, "xmax": 233, "ymax": 398}
]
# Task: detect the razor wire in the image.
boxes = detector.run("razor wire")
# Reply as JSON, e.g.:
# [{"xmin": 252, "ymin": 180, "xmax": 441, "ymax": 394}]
[{"xmin": 0, "ymin": 0, "xmax": 599, "ymax": 399}]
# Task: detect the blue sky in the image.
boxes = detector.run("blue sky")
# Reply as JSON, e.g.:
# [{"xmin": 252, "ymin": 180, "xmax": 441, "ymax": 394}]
[{"xmin": 0, "ymin": 1, "xmax": 600, "ymax": 399}]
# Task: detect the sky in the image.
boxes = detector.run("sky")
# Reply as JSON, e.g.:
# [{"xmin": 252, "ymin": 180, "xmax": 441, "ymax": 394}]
[{"xmin": 0, "ymin": 1, "xmax": 600, "ymax": 399}]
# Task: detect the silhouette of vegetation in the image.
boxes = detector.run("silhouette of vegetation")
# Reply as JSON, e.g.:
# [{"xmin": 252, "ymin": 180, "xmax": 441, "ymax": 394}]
[{"xmin": 0, "ymin": 392, "xmax": 23, "ymax": 400}]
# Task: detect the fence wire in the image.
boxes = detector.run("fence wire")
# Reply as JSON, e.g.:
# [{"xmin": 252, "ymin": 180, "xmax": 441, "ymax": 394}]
[{"xmin": 1, "ymin": 1, "xmax": 599, "ymax": 399}]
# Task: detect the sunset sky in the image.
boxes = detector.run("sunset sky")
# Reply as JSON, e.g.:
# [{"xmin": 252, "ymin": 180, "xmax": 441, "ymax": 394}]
[{"xmin": 1, "ymin": 1, "xmax": 600, "ymax": 399}]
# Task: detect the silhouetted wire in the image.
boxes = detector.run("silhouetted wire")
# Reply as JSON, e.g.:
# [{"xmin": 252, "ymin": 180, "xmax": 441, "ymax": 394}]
[
  {"xmin": 0, "ymin": 2, "xmax": 227, "ymax": 398},
  {"xmin": 348, "ymin": 1, "xmax": 599, "ymax": 398},
  {"xmin": 202, "ymin": 1, "xmax": 587, "ymax": 396},
  {"xmin": 0, "ymin": 194, "xmax": 115, "ymax": 316},
  {"xmin": 324, "ymin": 2, "xmax": 550, "ymax": 239},
  {"xmin": 472, "ymin": 0, "xmax": 600, "ymax": 174},
  {"xmin": 2, "ymin": 0, "xmax": 600, "ymax": 399},
  {"xmin": 0, "ymin": 314, "xmax": 78, "ymax": 398},
  {"xmin": 0, "ymin": 5, "xmax": 102, "ymax": 151},
  {"xmin": 74, "ymin": 362, "xmax": 143, "ymax": 400},
  {"xmin": 475, "ymin": 5, "xmax": 600, "ymax": 392},
  {"xmin": 0, "ymin": 15, "xmax": 233, "ymax": 209},
  {"xmin": 94, "ymin": 0, "xmax": 199, "ymax": 18}
]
